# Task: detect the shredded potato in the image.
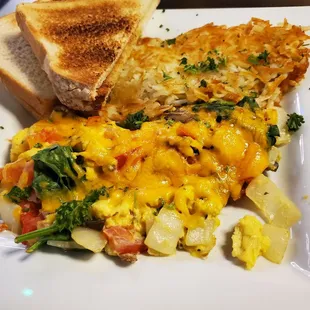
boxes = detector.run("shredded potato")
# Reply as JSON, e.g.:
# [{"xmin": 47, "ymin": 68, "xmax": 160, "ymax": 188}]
[{"xmin": 104, "ymin": 18, "xmax": 310, "ymax": 120}]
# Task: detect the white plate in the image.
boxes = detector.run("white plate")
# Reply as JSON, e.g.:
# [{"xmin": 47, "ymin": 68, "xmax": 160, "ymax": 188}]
[{"xmin": 1, "ymin": 6, "xmax": 310, "ymax": 310}]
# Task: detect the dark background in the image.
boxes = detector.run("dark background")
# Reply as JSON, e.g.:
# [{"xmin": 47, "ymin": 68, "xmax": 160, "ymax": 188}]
[{"xmin": 158, "ymin": 0, "xmax": 310, "ymax": 8}]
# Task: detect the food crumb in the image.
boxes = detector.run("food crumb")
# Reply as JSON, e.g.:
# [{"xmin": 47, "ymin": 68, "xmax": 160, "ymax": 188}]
[
  {"xmin": 196, "ymin": 14, "xmax": 199, "ymax": 16},
  {"xmin": 166, "ymin": 28, "xmax": 170, "ymax": 32},
  {"xmin": 159, "ymin": 24, "xmax": 163, "ymax": 28},
  {"xmin": 162, "ymin": 9, "xmax": 166, "ymax": 13},
  {"xmin": 0, "ymin": 126, "xmax": 4, "ymax": 129},
  {"xmin": 302, "ymin": 195, "xmax": 308, "ymax": 200}
]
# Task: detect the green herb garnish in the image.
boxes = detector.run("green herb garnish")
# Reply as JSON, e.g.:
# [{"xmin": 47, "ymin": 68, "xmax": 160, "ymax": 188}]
[
  {"xmin": 166, "ymin": 38, "xmax": 176, "ymax": 45},
  {"xmin": 248, "ymin": 50, "xmax": 270, "ymax": 65},
  {"xmin": 286, "ymin": 113, "xmax": 305, "ymax": 132},
  {"xmin": 0, "ymin": 126, "xmax": 4, "ymax": 130},
  {"xmin": 33, "ymin": 143, "xmax": 43, "ymax": 148},
  {"xmin": 199, "ymin": 79, "xmax": 207, "ymax": 88},
  {"xmin": 204, "ymin": 121, "xmax": 211, "ymax": 128},
  {"xmin": 117, "ymin": 110, "xmax": 149, "ymax": 130},
  {"xmin": 26, "ymin": 233, "xmax": 70, "ymax": 253},
  {"xmin": 182, "ymin": 55, "xmax": 226, "ymax": 74},
  {"xmin": 162, "ymin": 71, "xmax": 173, "ymax": 81},
  {"xmin": 237, "ymin": 96, "xmax": 259, "ymax": 111},
  {"xmin": 166, "ymin": 119, "xmax": 175, "ymax": 126},
  {"xmin": 180, "ymin": 57, "xmax": 188, "ymax": 65},
  {"xmin": 184, "ymin": 64, "xmax": 199, "ymax": 74}
]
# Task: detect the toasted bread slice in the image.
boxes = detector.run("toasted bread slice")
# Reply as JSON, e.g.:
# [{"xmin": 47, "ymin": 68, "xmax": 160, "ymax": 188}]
[
  {"xmin": 0, "ymin": 13, "xmax": 57, "ymax": 119},
  {"xmin": 16, "ymin": 0, "xmax": 159, "ymax": 111},
  {"xmin": 92, "ymin": 0, "xmax": 160, "ymax": 109}
]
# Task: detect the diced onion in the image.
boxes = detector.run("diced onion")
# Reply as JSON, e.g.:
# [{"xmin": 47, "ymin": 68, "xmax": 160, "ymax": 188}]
[
  {"xmin": 71, "ymin": 227, "xmax": 107, "ymax": 253},
  {"xmin": 145, "ymin": 208, "xmax": 183, "ymax": 255},
  {"xmin": 47, "ymin": 240, "xmax": 85, "ymax": 250},
  {"xmin": 268, "ymin": 146, "xmax": 280, "ymax": 171},
  {"xmin": 0, "ymin": 198, "xmax": 20, "ymax": 234},
  {"xmin": 246, "ymin": 174, "xmax": 301, "ymax": 228},
  {"xmin": 274, "ymin": 107, "xmax": 291, "ymax": 146}
]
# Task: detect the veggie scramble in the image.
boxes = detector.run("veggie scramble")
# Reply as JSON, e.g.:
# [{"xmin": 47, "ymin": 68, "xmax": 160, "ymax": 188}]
[{"xmin": 0, "ymin": 18, "xmax": 308, "ymax": 268}]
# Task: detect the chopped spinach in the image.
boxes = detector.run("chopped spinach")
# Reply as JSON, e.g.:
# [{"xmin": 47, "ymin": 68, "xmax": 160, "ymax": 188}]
[
  {"xmin": 5, "ymin": 186, "xmax": 32, "ymax": 203},
  {"xmin": 15, "ymin": 187, "xmax": 109, "ymax": 250},
  {"xmin": 192, "ymin": 100, "xmax": 235, "ymax": 121},
  {"xmin": 31, "ymin": 145, "xmax": 79, "ymax": 198}
]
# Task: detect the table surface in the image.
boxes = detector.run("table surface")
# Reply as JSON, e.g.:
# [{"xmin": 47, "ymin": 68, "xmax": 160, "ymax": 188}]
[
  {"xmin": 1, "ymin": 0, "xmax": 310, "ymax": 16},
  {"xmin": 158, "ymin": 0, "xmax": 310, "ymax": 8},
  {"xmin": 1, "ymin": 0, "xmax": 310, "ymax": 18}
]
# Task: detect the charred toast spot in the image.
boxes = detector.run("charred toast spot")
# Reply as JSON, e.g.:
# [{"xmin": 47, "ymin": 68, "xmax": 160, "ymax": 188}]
[
  {"xmin": 49, "ymin": 18, "xmax": 133, "ymax": 42},
  {"xmin": 31, "ymin": 1, "xmax": 141, "ymax": 85},
  {"xmin": 60, "ymin": 44, "xmax": 117, "ymax": 70}
]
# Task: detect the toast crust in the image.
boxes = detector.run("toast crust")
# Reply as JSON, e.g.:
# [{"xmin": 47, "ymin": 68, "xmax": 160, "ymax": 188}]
[{"xmin": 0, "ymin": 68, "xmax": 56, "ymax": 119}]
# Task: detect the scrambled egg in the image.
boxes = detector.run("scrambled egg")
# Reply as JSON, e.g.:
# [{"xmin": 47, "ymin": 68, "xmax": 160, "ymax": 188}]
[
  {"xmin": 0, "ymin": 104, "xmax": 275, "ymax": 260},
  {"xmin": 232, "ymin": 215, "xmax": 270, "ymax": 269}
]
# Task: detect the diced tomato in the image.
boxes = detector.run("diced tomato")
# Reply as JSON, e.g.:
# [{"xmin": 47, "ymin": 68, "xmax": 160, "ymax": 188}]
[
  {"xmin": 17, "ymin": 160, "xmax": 34, "ymax": 188},
  {"xmin": 176, "ymin": 125, "xmax": 196, "ymax": 139},
  {"xmin": 27, "ymin": 128, "xmax": 62, "ymax": 148},
  {"xmin": 1, "ymin": 159, "xmax": 34, "ymax": 188},
  {"xmin": 2, "ymin": 159, "xmax": 28, "ymax": 185},
  {"xmin": 0, "ymin": 223, "xmax": 9, "ymax": 232},
  {"xmin": 115, "ymin": 147, "xmax": 143, "ymax": 170},
  {"xmin": 19, "ymin": 202, "xmax": 42, "ymax": 235},
  {"xmin": 115, "ymin": 154, "xmax": 128, "ymax": 170},
  {"xmin": 103, "ymin": 226, "xmax": 146, "ymax": 255}
]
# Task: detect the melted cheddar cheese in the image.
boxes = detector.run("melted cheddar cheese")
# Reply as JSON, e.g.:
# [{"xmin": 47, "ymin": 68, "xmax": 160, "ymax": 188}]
[{"xmin": 2, "ymin": 103, "xmax": 276, "ymax": 258}]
